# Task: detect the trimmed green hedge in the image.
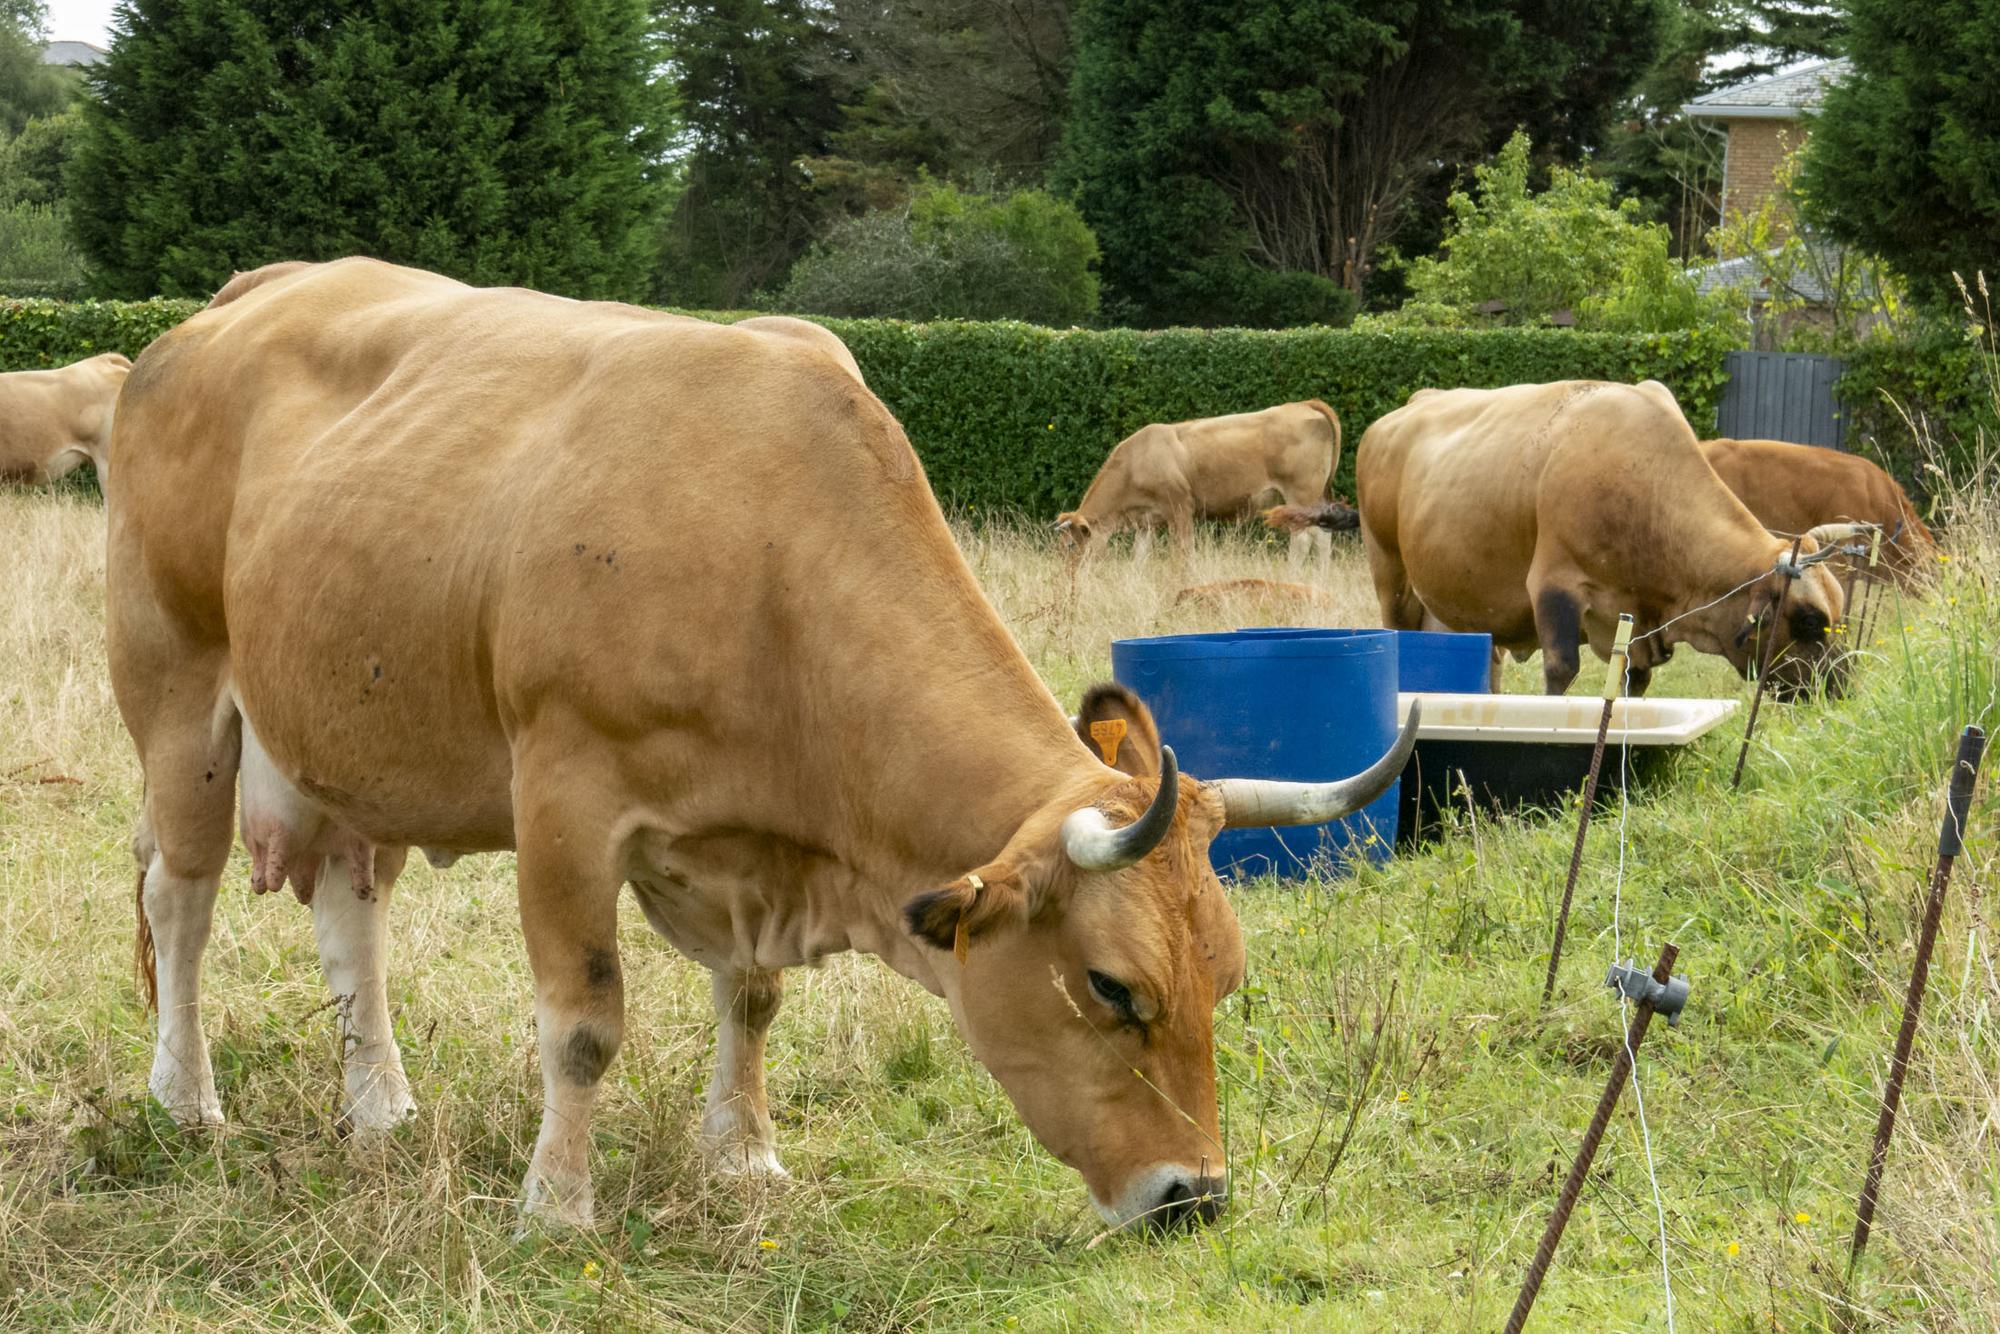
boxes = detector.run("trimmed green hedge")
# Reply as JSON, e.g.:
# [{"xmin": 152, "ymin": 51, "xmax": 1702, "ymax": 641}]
[
  {"xmin": 1, "ymin": 296, "xmax": 201, "ymax": 367},
  {"xmin": 1838, "ymin": 330, "xmax": 1996, "ymax": 500},
  {"xmin": 3, "ymin": 295, "xmax": 1736, "ymax": 512},
  {"xmin": 805, "ymin": 320, "xmax": 1734, "ymax": 512}
]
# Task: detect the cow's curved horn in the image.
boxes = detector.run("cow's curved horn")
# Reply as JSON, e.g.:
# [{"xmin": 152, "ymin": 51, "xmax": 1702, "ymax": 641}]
[
  {"xmin": 1061, "ymin": 746, "xmax": 1179, "ymax": 871},
  {"xmin": 1215, "ymin": 701, "xmax": 1422, "ymax": 828},
  {"xmin": 1805, "ymin": 520, "xmax": 1875, "ymax": 548}
]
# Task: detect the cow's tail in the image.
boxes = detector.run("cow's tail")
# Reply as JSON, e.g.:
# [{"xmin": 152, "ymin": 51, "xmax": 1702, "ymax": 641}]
[
  {"xmin": 1263, "ymin": 500, "xmax": 1360, "ymax": 535},
  {"xmin": 1302, "ymin": 399, "xmax": 1343, "ymax": 493},
  {"xmin": 133, "ymin": 818, "xmax": 157, "ymax": 1012}
]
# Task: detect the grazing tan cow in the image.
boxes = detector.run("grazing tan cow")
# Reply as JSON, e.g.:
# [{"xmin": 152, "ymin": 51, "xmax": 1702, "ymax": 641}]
[
  {"xmin": 1055, "ymin": 400, "xmax": 1343, "ymax": 565},
  {"xmin": 0, "ymin": 353, "xmax": 132, "ymax": 485},
  {"xmin": 1701, "ymin": 437, "xmax": 1937, "ymax": 586},
  {"xmin": 108, "ymin": 258, "xmax": 1416, "ymax": 1231},
  {"xmin": 1358, "ymin": 381, "xmax": 1853, "ymax": 696}
]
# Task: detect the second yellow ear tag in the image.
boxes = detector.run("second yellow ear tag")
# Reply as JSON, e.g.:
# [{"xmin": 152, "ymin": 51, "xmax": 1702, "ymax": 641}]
[{"xmin": 1088, "ymin": 717, "xmax": 1128, "ymax": 766}]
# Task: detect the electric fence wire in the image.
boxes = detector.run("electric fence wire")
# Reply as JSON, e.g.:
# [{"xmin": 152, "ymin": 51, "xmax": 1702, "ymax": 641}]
[
  {"xmin": 1602, "ymin": 539, "xmax": 1860, "ymax": 1330},
  {"xmin": 1613, "ymin": 647, "xmax": 1675, "ymax": 1332}
]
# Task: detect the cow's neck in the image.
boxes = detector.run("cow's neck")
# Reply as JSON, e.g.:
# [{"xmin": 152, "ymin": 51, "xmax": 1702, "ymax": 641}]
[
  {"xmin": 1655, "ymin": 524, "xmax": 1786, "ymax": 654},
  {"xmin": 658, "ymin": 496, "xmax": 1114, "ymax": 992}
]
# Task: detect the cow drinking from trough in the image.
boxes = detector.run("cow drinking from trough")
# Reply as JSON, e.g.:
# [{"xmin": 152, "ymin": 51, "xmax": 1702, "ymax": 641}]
[
  {"xmin": 1, "ymin": 353, "xmax": 132, "ymax": 486},
  {"xmin": 1055, "ymin": 400, "xmax": 1343, "ymax": 566},
  {"xmin": 108, "ymin": 259, "xmax": 1416, "ymax": 1231},
  {"xmin": 1357, "ymin": 381, "xmax": 1853, "ymax": 696}
]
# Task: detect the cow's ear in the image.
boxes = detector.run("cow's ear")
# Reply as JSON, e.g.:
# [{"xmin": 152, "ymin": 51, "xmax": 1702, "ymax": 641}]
[
  {"xmin": 1074, "ymin": 682, "xmax": 1162, "ymax": 776},
  {"xmin": 904, "ymin": 864, "xmax": 1032, "ymax": 955}
]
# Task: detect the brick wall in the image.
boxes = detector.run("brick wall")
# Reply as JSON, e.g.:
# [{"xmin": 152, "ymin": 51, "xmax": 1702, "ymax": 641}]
[{"xmin": 1722, "ymin": 118, "xmax": 1804, "ymax": 225}]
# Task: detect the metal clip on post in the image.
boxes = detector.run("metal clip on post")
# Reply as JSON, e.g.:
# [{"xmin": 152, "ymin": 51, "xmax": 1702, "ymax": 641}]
[
  {"xmin": 1606, "ymin": 960, "xmax": 1690, "ymax": 1026},
  {"xmin": 1507, "ymin": 942, "xmax": 1687, "ymax": 1333}
]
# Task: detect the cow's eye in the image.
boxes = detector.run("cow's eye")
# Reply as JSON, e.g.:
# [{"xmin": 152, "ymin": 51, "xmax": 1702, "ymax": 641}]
[{"xmin": 1088, "ymin": 970, "xmax": 1134, "ymax": 1016}]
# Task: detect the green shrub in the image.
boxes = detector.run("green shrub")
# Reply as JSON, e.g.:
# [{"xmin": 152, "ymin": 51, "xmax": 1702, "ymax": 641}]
[
  {"xmin": 0, "ymin": 294, "xmax": 199, "ymax": 361},
  {"xmin": 804, "ymin": 319, "xmax": 1735, "ymax": 511},
  {"xmin": 2, "ymin": 294, "xmax": 1735, "ymax": 513},
  {"xmin": 1838, "ymin": 323, "xmax": 1997, "ymax": 498},
  {"xmin": 0, "ymin": 204, "xmax": 93, "ymax": 299},
  {"xmin": 778, "ymin": 183, "xmax": 1101, "ymax": 325},
  {"xmin": 1396, "ymin": 131, "xmax": 1740, "ymax": 339}
]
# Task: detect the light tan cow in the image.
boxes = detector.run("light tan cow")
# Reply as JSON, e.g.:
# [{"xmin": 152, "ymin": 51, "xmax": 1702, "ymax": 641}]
[
  {"xmin": 1056, "ymin": 400, "xmax": 1343, "ymax": 565},
  {"xmin": 108, "ymin": 258, "xmax": 1416, "ymax": 1231},
  {"xmin": 0, "ymin": 352, "xmax": 132, "ymax": 485},
  {"xmin": 1702, "ymin": 437, "xmax": 1937, "ymax": 587},
  {"xmin": 1358, "ymin": 381, "xmax": 1853, "ymax": 696}
]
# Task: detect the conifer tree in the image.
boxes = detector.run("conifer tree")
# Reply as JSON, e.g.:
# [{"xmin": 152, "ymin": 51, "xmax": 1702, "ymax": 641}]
[{"xmin": 70, "ymin": 0, "xmax": 672, "ymax": 299}]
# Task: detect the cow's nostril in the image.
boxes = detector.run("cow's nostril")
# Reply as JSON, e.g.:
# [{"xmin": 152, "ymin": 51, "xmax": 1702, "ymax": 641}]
[{"xmin": 1148, "ymin": 1174, "xmax": 1226, "ymax": 1230}]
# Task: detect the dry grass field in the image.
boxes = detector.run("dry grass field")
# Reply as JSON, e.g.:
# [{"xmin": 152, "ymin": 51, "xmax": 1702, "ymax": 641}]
[{"xmin": 2, "ymin": 484, "xmax": 1997, "ymax": 1330}]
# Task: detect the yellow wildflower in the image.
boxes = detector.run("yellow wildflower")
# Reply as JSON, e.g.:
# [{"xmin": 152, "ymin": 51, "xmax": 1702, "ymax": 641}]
[
  {"xmin": 759, "ymin": 1238, "xmax": 780, "ymax": 1251},
  {"xmin": 1726, "ymin": 1242, "xmax": 1740, "ymax": 1257},
  {"xmin": 583, "ymin": 1260, "xmax": 600, "ymax": 1279},
  {"xmin": 1794, "ymin": 1211, "xmax": 1811, "ymax": 1225}
]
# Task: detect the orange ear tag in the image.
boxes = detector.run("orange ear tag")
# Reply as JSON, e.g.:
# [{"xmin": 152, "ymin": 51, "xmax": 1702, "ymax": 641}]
[
  {"xmin": 955, "ymin": 873, "xmax": 982, "ymax": 966},
  {"xmin": 1088, "ymin": 717, "xmax": 1128, "ymax": 766}
]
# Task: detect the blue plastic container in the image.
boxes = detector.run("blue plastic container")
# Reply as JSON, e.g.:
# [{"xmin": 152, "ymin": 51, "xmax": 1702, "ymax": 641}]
[
  {"xmin": 1111, "ymin": 629, "xmax": 1399, "ymax": 879},
  {"xmin": 1389, "ymin": 630, "xmax": 1493, "ymax": 693}
]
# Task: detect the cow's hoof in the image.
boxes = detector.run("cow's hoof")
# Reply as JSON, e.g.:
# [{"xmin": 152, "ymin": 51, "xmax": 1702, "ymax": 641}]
[
  {"xmin": 149, "ymin": 1070, "xmax": 224, "ymax": 1128},
  {"xmin": 519, "ymin": 1170, "xmax": 595, "ymax": 1231},
  {"xmin": 339, "ymin": 1068, "xmax": 417, "ymax": 1138},
  {"xmin": 706, "ymin": 1140, "xmax": 791, "ymax": 1180}
]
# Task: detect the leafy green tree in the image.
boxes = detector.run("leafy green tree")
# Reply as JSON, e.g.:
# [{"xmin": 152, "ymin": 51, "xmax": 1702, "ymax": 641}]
[
  {"xmin": 657, "ymin": 0, "xmax": 846, "ymax": 307},
  {"xmin": 818, "ymin": 0, "xmax": 1074, "ymax": 186},
  {"xmin": 68, "ymin": 0, "xmax": 671, "ymax": 299},
  {"xmin": 0, "ymin": 106, "xmax": 77, "ymax": 207},
  {"xmin": 1710, "ymin": 145, "xmax": 1904, "ymax": 349},
  {"xmin": 1394, "ymin": 131, "xmax": 1740, "ymax": 336},
  {"xmin": 1, "ymin": 0, "xmax": 73, "ymax": 136},
  {"xmin": 1800, "ymin": 0, "xmax": 2000, "ymax": 307},
  {"xmin": 777, "ymin": 181, "xmax": 1099, "ymax": 324},
  {"xmin": 1055, "ymin": 0, "xmax": 1667, "ymax": 328}
]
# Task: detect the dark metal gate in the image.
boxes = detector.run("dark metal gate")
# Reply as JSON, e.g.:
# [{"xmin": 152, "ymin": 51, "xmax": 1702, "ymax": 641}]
[{"xmin": 1715, "ymin": 350, "xmax": 1848, "ymax": 447}]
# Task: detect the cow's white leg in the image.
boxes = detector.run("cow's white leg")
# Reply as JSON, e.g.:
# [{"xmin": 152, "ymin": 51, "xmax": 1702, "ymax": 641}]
[
  {"xmin": 701, "ymin": 966, "xmax": 787, "ymax": 1177},
  {"xmin": 514, "ymin": 788, "xmax": 624, "ymax": 1229},
  {"xmin": 144, "ymin": 854, "xmax": 225, "ymax": 1125},
  {"xmin": 1314, "ymin": 527, "xmax": 1333, "ymax": 574},
  {"xmin": 311, "ymin": 848, "xmax": 415, "ymax": 1134},
  {"xmin": 1132, "ymin": 527, "xmax": 1155, "ymax": 563},
  {"xmin": 1287, "ymin": 529, "xmax": 1314, "ymax": 569}
]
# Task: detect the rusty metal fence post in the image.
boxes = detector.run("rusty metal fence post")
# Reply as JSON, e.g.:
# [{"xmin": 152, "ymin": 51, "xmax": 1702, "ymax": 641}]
[
  {"xmin": 1507, "ymin": 942, "xmax": 1687, "ymax": 1333},
  {"xmin": 1543, "ymin": 614, "xmax": 1632, "ymax": 1003},
  {"xmin": 1733, "ymin": 538, "xmax": 1804, "ymax": 790},
  {"xmin": 1848, "ymin": 725, "xmax": 1988, "ymax": 1274}
]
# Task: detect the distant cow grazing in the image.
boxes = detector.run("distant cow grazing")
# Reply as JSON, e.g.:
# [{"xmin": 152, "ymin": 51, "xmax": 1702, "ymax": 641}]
[
  {"xmin": 1702, "ymin": 437, "xmax": 1937, "ymax": 586},
  {"xmin": 108, "ymin": 258, "xmax": 1416, "ymax": 1231},
  {"xmin": 1056, "ymin": 400, "xmax": 1343, "ymax": 565},
  {"xmin": 1358, "ymin": 381, "xmax": 1853, "ymax": 696},
  {"xmin": 0, "ymin": 353, "xmax": 132, "ymax": 486}
]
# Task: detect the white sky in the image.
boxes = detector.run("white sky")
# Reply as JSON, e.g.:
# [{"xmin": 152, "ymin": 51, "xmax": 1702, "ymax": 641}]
[{"xmin": 43, "ymin": 0, "xmax": 119, "ymax": 47}]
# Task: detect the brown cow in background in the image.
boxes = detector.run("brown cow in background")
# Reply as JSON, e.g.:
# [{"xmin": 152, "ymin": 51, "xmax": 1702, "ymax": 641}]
[
  {"xmin": 1359, "ymin": 381, "xmax": 1855, "ymax": 697},
  {"xmin": 1056, "ymin": 400, "xmax": 1343, "ymax": 566},
  {"xmin": 0, "ymin": 353, "xmax": 132, "ymax": 486},
  {"xmin": 1701, "ymin": 437, "xmax": 1937, "ymax": 586}
]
